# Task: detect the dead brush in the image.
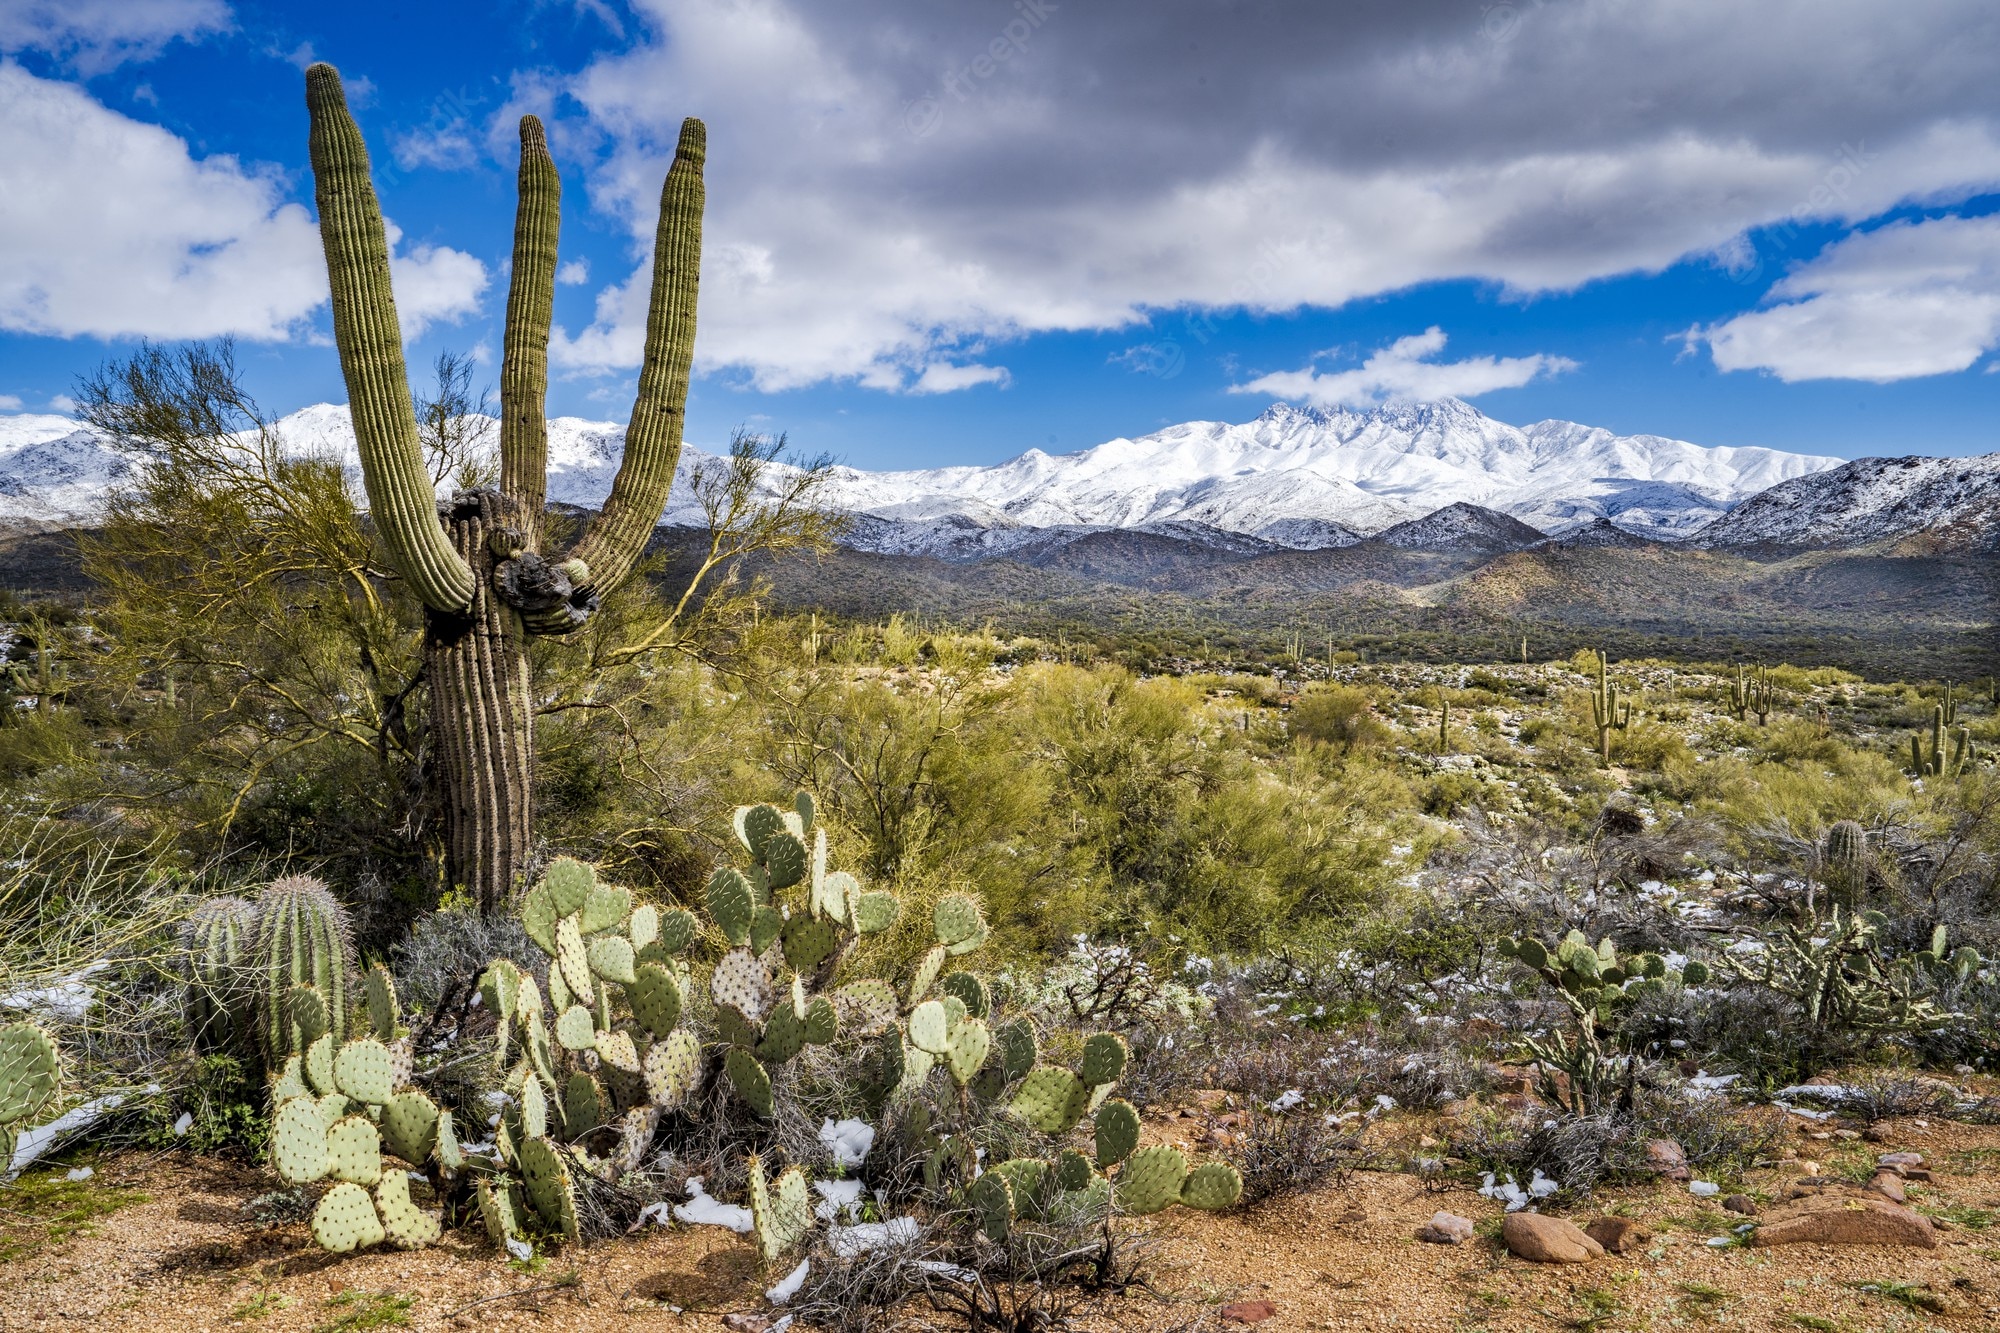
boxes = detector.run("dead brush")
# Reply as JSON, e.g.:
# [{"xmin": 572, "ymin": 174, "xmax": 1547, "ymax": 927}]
[{"xmin": 1227, "ymin": 1105, "xmax": 1364, "ymax": 1206}]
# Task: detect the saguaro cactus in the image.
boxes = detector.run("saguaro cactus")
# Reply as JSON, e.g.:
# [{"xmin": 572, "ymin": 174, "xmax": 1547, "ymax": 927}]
[
  {"xmin": 304, "ymin": 64, "xmax": 705, "ymax": 908},
  {"xmin": 1589, "ymin": 651, "xmax": 1633, "ymax": 763}
]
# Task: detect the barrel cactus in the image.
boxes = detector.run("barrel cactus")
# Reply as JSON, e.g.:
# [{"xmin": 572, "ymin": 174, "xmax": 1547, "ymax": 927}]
[
  {"xmin": 1822, "ymin": 820, "xmax": 1869, "ymax": 904},
  {"xmin": 248, "ymin": 876, "xmax": 354, "ymax": 1071},
  {"xmin": 178, "ymin": 895, "xmax": 255, "ymax": 1050}
]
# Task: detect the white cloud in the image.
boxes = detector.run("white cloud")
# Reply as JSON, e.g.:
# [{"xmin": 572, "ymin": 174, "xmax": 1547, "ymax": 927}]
[
  {"xmin": 1234, "ymin": 328, "xmax": 1577, "ymax": 408},
  {"xmin": 0, "ymin": 0, "xmax": 228, "ymax": 72},
  {"xmin": 557, "ymin": 258, "xmax": 590, "ymax": 285},
  {"xmin": 1693, "ymin": 214, "xmax": 2000, "ymax": 382},
  {"xmin": 539, "ymin": 0, "xmax": 2000, "ymax": 392},
  {"xmin": 907, "ymin": 362, "xmax": 1009, "ymax": 395},
  {"xmin": 391, "ymin": 124, "xmax": 480, "ymax": 172},
  {"xmin": 48, "ymin": 394, "xmax": 77, "ymax": 412},
  {"xmin": 0, "ymin": 64, "xmax": 486, "ymax": 344},
  {"xmin": 0, "ymin": 394, "xmax": 22, "ymax": 411}
]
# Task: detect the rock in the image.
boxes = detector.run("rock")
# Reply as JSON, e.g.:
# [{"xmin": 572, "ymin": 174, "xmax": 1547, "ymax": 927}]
[
  {"xmin": 1834, "ymin": 1129, "xmax": 1862, "ymax": 1141},
  {"xmin": 1905, "ymin": 1168, "xmax": 1932, "ymax": 1183},
  {"xmin": 1503, "ymin": 1212, "xmax": 1604, "ymax": 1264},
  {"xmin": 1415, "ymin": 1212, "xmax": 1475, "ymax": 1245},
  {"xmin": 1878, "ymin": 1151, "xmax": 1925, "ymax": 1168},
  {"xmin": 1750, "ymin": 1196, "xmax": 1940, "ymax": 1250},
  {"xmin": 1722, "ymin": 1195, "xmax": 1759, "ymax": 1216},
  {"xmin": 1583, "ymin": 1216, "xmax": 1652, "ymax": 1254},
  {"xmin": 1221, "ymin": 1299, "xmax": 1278, "ymax": 1324},
  {"xmin": 721, "ymin": 1316, "xmax": 772, "ymax": 1333},
  {"xmin": 1863, "ymin": 1122, "xmax": 1891, "ymax": 1143},
  {"xmin": 1644, "ymin": 1139, "xmax": 1690, "ymax": 1182},
  {"xmin": 1866, "ymin": 1172, "xmax": 1907, "ymax": 1203}
]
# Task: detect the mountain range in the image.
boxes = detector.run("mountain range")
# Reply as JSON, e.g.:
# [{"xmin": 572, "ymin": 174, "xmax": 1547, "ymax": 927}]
[{"xmin": 2, "ymin": 398, "xmax": 1995, "ymax": 558}]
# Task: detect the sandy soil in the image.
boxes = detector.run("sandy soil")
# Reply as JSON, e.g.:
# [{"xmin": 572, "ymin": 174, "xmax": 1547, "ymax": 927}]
[{"xmin": 3, "ymin": 1114, "xmax": 1997, "ymax": 1332}]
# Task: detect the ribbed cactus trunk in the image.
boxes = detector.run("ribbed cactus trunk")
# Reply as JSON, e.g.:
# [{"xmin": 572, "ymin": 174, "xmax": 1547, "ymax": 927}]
[
  {"xmin": 306, "ymin": 64, "xmax": 704, "ymax": 910},
  {"xmin": 427, "ymin": 491, "xmax": 536, "ymax": 910}
]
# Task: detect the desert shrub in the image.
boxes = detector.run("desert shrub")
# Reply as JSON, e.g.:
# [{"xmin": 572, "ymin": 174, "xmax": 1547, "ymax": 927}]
[
  {"xmin": 1288, "ymin": 683, "xmax": 1390, "ymax": 752},
  {"xmin": 1229, "ymin": 1106, "xmax": 1362, "ymax": 1206}
]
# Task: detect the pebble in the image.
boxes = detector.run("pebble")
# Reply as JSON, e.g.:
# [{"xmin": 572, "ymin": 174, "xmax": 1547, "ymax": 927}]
[
  {"xmin": 1414, "ymin": 1212, "xmax": 1475, "ymax": 1245},
  {"xmin": 1722, "ymin": 1195, "xmax": 1758, "ymax": 1216},
  {"xmin": 1221, "ymin": 1298, "xmax": 1278, "ymax": 1324}
]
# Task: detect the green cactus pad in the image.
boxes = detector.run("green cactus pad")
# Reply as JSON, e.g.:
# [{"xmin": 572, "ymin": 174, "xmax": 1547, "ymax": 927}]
[
  {"xmin": 311, "ymin": 1180, "xmax": 385, "ymax": 1252},
  {"xmin": 715, "ymin": 1003, "xmax": 762, "ymax": 1050},
  {"xmin": 711, "ymin": 948, "xmax": 775, "ymax": 1024},
  {"xmin": 521, "ymin": 881, "xmax": 561, "ymax": 956},
  {"xmin": 386, "ymin": 1035, "xmax": 413, "ymax": 1091},
  {"xmin": 908, "ymin": 1000, "xmax": 949, "ymax": 1055},
  {"xmin": 1080, "ymin": 1032, "xmax": 1129, "ymax": 1088},
  {"xmin": 990, "ymin": 1158, "xmax": 1047, "ymax": 1219},
  {"xmin": 750, "ymin": 904, "xmax": 784, "ymax": 956},
  {"xmin": 763, "ymin": 832, "xmax": 808, "ymax": 892},
  {"xmin": 363, "ymin": 965, "xmax": 400, "ymax": 1042},
  {"xmin": 709, "ymin": 868, "xmax": 755, "ymax": 947},
  {"xmin": 946, "ymin": 1018, "xmax": 992, "ymax": 1085},
  {"xmin": 476, "ymin": 1177, "xmax": 524, "ymax": 1244},
  {"xmin": 747, "ymin": 1155, "xmax": 813, "ymax": 1264},
  {"xmin": 627, "ymin": 903, "xmax": 660, "ymax": 955},
  {"xmin": 932, "ymin": 894, "xmax": 988, "ymax": 954},
  {"xmin": 380, "ymin": 1090, "xmax": 439, "ymax": 1164},
  {"xmin": 941, "ymin": 995, "xmax": 968, "ymax": 1029},
  {"xmin": 542, "ymin": 857, "xmax": 596, "ymax": 918},
  {"xmin": 1516, "ymin": 938, "xmax": 1549, "ymax": 971},
  {"xmin": 557, "ymin": 1072, "xmax": 601, "ymax": 1135},
  {"xmin": 628, "ymin": 963, "xmax": 683, "ymax": 1038},
  {"xmin": 1681, "ymin": 959, "xmax": 1711, "ymax": 985},
  {"xmin": 903, "ymin": 1046, "xmax": 937, "ymax": 1091},
  {"xmin": 794, "ymin": 790, "xmax": 816, "ymax": 832},
  {"xmin": 757, "ymin": 997, "xmax": 808, "ymax": 1065},
  {"xmin": 515, "ymin": 971, "xmax": 543, "ymax": 1021},
  {"xmin": 580, "ymin": 884, "xmax": 633, "ymax": 935},
  {"xmin": 964, "ymin": 1170, "xmax": 1015, "ymax": 1242},
  {"xmin": 555, "ymin": 915, "xmax": 596, "ymax": 1007},
  {"xmin": 1012, "ymin": 1066, "xmax": 1088, "ymax": 1134},
  {"xmin": 941, "ymin": 971, "xmax": 989, "ymax": 1019},
  {"xmin": 375, "ymin": 1167, "xmax": 441, "ymax": 1248},
  {"xmin": 1094, "ymin": 1098, "xmax": 1141, "ymax": 1168},
  {"xmin": 833, "ymin": 980, "xmax": 898, "ymax": 1036},
  {"xmin": 655, "ymin": 907, "xmax": 698, "ymax": 956},
  {"xmin": 548, "ymin": 963, "xmax": 572, "ymax": 1016},
  {"xmin": 781, "ymin": 914, "xmax": 841, "ymax": 972},
  {"xmin": 332, "ymin": 1037, "xmax": 394, "ymax": 1105},
  {"xmin": 1115, "ymin": 1144, "xmax": 1187, "ymax": 1215},
  {"xmin": 853, "ymin": 890, "xmax": 899, "ymax": 934},
  {"xmin": 271, "ymin": 1094, "xmax": 331, "ymax": 1185},
  {"xmin": 737, "ymin": 803, "xmax": 785, "ymax": 857},
  {"xmin": 908, "ymin": 944, "xmax": 947, "ymax": 1006},
  {"xmin": 326, "ymin": 1114, "xmax": 383, "ymax": 1185},
  {"xmin": 303, "ymin": 1032, "xmax": 336, "ymax": 1098},
  {"xmin": 809, "ymin": 837, "xmax": 842, "ymax": 922},
  {"xmin": 521, "ymin": 1069, "xmax": 550, "ymax": 1140},
  {"xmin": 289, "ymin": 985, "xmax": 330, "ymax": 1045},
  {"xmin": 587, "ymin": 934, "xmax": 637, "ymax": 985},
  {"xmin": 517, "ymin": 1134, "xmax": 581, "ymax": 1242},
  {"xmin": 269, "ymin": 1054, "xmax": 309, "ymax": 1106},
  {"xmin": 803, "ymin": 996, "xmax": 838, "ymax": 1046},
  {"xmin": 725, "ymin": 1047, "xmax": 774, "ymax": 1117},
  {"xmin": 997, "ymin": 1017, "xmax": 1039, "ymax": 1082},
  {"xmin": 526, "ymin": 1009, "xmax": 558, "ymax": 1091},
  {"xmin": 1180, "ymin": 1162, "xmax": 1243, "ymax": 1210},
  {"xmin": 479, "ymin": 958, "xmax": 521, "ymax": 1020},
  {"xmin": 554, "ymin": 1004, "xmax": 596, "ymax": 1052},
  {"xmin": 317, "ymin": 1092, "xmax": 349, "ymax": 1123},
  {"xmin": 1053, "ymin": 1148, "xmax": 1096, "ymax": 1193},
  {"xmin": 434, "ymin": 1108, "xmax": 462, "ymax": 1172},
  {"xmin": 595, "ymin": 1027, "xmax": 642, "ymax": 1074},
  {"xmin": 643, "ymin": 1029, "xmax": 704, "ymax": 1109}
]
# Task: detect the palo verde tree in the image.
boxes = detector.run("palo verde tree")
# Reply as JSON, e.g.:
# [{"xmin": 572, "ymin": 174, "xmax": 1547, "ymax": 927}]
[{"xmin": 305, "ymin": 63, "xmax": 705, "ymax": 909}]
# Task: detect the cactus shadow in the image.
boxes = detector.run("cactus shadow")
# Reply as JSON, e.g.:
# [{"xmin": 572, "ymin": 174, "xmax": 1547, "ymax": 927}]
[{"xmin": 627, "ymin": 1237, "xmax": 761, "ymax": 1309}]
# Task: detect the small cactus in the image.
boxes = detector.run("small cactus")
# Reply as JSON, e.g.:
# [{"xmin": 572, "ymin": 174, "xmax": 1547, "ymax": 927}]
[{"xmin": 248, "ymin": 876, "xmax": 355, "ymax": 1070}]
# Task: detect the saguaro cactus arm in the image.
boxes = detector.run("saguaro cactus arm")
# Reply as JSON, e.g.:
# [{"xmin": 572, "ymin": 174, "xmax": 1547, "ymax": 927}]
[
  {"xmin": 500, "ymin": 115, "xmax": 560, "ymax": 527},
  {"xmin": 565, "ymin": 118, "xmax": 706, "ymax": 600},
  {"xmin": 305, "ymin": 63, "xmax": 476, "ymax": 614}
]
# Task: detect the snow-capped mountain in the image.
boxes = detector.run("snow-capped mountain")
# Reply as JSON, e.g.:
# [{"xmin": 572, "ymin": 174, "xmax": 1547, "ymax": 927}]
[
  {"xmin": 1687, "ymin": 453, "xmax": 2000, "ymax": 550},
  {"xmin": 0, "ymin": 397, "xmax": 1858, "ymax": 551}
]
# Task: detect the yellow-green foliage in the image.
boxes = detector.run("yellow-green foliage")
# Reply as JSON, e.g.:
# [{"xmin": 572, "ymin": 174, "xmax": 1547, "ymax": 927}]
[{"xmin": 1287, "ymin": 683, "xmax": 1391, "ymax": 752}]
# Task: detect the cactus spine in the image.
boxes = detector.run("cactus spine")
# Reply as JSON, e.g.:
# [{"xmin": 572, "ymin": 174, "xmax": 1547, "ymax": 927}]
[
  {"xmin": 0, "ymin": 1021, "xmax": 63, "ymax": 1166},
  {"xmin": 249, "ymin": 876, "xmax": 354, "ymax": 1069},
  {"xmin": 304, "ymin": 64, "xmax": 706, "ymax": 909},
  {"xmin": 180, "ymin": 895, "xmax": 255, "ymax": 1050},
  {"xmin": 1589, "ymin": 651, "xmax": 1633, "ymax": 763}
]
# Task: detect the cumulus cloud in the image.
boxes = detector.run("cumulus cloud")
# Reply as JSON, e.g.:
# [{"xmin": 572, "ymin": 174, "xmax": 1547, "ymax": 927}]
[
  {"xmin": 908, "ymin": 362, "xmax": 1010, "ymax": 395},
  {"xmin": 0, "ymin": 0, "xmax": 228, "ymax": 72},
  {"xmin": 541, "ymin": 0, "xmax": 2000, "ymax": 392},
  {"xmin": 0, "ymin": 394, "xmax": 23, "ymax": 411},
  {"xmin": 557, "ymin": 259, "xmax": 590, "ymax": 285},
  {"xmin": 1235, "ymin": 328, "xmax": 1577, "ymax": 408},
  {"xmin": 1691, "ymin": 214, "xmax": 2000, "ymax": 382},
  {"xmin": 0, "ymin": 65, "xmax": 487, "ymax": 344}
]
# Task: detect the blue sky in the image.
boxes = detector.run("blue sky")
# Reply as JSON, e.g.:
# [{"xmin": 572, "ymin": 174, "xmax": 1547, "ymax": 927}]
[{"xmin": 5, "ymin": 1, "xmax": 2000, "ymax": 470}]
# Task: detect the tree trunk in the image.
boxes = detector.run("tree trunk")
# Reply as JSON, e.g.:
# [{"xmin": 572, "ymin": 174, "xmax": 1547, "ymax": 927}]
[{"xmin": 425, "ymin": 490, "xmax": 534, "ymax": 911}]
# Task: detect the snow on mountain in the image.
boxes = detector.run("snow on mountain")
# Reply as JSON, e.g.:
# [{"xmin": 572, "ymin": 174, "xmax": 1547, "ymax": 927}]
[
  {"xmin": 1374, "ymin": 502, "xmax": 1544, "ymax": 552},
  {"xmin": 1687, "ymin": 453, "xmax": 2000, "ymax": 549},
  {"xmin": 0, "ymin": 398, "xmax": 1852, "ymax": 554}
]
